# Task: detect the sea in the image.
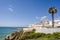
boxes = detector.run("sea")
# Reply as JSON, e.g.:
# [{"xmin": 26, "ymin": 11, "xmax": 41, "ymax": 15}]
[{"xmin": 0, "ymin": 27, "xmax": 24, "ymax": 40}]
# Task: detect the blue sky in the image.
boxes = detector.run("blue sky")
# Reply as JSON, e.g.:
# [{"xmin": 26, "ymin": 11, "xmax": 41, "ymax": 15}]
[{"xmin": 0, "ymin": 0, "xmax": 60, "ymax": 27}]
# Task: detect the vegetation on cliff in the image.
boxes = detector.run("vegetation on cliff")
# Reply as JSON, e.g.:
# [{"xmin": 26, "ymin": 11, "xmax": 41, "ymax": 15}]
[
  {"xmin": 5, "ymin": 29, "xmax": 60, "ymax": 40},
  {"xmin": 19, "ymin": 29, "xmax": 60, "ymax": 40}
]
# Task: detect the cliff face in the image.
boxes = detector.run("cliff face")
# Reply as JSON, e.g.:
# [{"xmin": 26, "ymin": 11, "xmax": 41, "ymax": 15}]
[
  {"xmin": 5, "ymin": 29, "xmax": 34, "ymax": 40},
  {"xmin": 5, "ymin": 32, "xmax": 20, "ymax": 40}
]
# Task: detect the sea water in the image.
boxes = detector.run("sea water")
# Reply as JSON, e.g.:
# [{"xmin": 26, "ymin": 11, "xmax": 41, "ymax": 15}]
[{"xmin": 0, "ymin": 27, "xmax": 23, "ymax": 40}]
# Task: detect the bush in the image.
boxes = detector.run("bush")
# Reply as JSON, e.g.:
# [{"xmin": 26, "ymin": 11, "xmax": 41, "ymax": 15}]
[
  {"xmin": 53, "ymin": 32, "xmax": 60, "ymax": 39},
  {"xmin": 20, "ymin": 32, "xmax": 60, "ymax": 40}
]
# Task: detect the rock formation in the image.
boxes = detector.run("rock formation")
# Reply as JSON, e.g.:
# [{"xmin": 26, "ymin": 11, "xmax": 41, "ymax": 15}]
[{"xmin": 5, "ymin": 32, "xmax": 20, "ymax": 40}]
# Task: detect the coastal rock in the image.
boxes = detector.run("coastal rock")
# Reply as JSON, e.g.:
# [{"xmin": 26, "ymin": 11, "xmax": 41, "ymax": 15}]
[{"xmin": 5, "ymin": 32, "xmax": 20, "ymax": 40}]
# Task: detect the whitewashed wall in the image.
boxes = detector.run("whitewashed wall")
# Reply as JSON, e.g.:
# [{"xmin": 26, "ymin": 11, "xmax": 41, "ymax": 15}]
[{"xmin": 35, "ymin": 27, "xmax": 60, "ymax": 33}]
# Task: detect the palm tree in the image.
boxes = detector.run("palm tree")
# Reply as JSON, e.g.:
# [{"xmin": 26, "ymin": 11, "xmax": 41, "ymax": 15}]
[{"xmin": 48, "ymin": 7, "xmax": 57, "ymax": 28}]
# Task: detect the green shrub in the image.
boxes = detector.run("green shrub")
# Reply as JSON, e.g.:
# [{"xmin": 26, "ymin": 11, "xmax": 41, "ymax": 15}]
[
  {"xmin": 53, "ymin": 32, "xmax": 60, "ymax": 39},
  {"xmin": 19, "ymin": 32, "xmax": 60, "ymax": 40}
]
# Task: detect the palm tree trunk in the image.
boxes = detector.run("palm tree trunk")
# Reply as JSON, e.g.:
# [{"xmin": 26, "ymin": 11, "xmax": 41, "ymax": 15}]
[{"xmin": 52, "ymin": 13, "xmax": 54, "ymax": 28}]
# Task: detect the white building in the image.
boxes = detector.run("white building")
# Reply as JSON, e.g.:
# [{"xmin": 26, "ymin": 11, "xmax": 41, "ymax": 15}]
[
  {"xmin": 28, "ymin": 18, "xmax": 60, "ymax": 28},
  {"xmin": 23, "ymin": 18, "xmax": 60, "ymax": 33}
]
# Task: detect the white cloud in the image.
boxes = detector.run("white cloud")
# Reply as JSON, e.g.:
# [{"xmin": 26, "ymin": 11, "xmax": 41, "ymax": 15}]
[
  {"xmin": 35, "ymin": 16, "xmax": 40, "ymax": 19},
  {"xmin": 9, "ymin": 5, "xmax": 13, "ymax": 7},
  {"xmin": 8, "ymin": 7, "xmax": 13, "ymax": 12},
  {"xmin": 41, "ymin": 16, "xmax": 47, "ymax": 20},
  {"xmin": 35, "ymin": 16, "xmax": 48, "ymax": 21},
  {"xmin": 8, "ymin": 5, "xmax": 14, "ymax": 12}
]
